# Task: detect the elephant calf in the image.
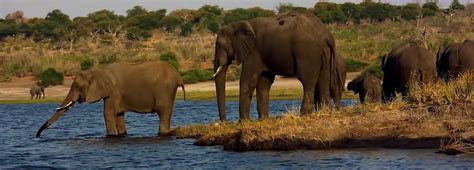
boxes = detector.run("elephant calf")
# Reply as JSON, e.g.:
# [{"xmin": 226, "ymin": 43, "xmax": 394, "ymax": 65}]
[
  {"xmin": 30, "ymin": 85, "xmax": 45, "ymax": 100},
  {"xmin": 36, "ymin": 61, "xmax": 185, "ymax": 137},
  {"xmin": 347, "ymin": 75, "xmax": 382, "ymax": 103}
]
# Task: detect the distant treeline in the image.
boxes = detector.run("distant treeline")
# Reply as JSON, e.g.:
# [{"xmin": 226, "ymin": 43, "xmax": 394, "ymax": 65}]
[{"xmin": 0, "ymin": 0, "xmax": 468, "ymax": 43}]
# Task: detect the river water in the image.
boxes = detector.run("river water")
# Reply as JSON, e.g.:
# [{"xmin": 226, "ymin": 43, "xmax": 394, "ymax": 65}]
[{"xmin": 1, "ymin": 100, "xmax": 473, "ymax": 168}]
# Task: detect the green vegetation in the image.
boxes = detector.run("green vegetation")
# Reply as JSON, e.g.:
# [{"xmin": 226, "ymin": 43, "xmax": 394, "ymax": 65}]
[
  {"xmin": 160, "ymin": 52, "xmax": 180, "ymax": 71},
  {"xmin": 345, "ymin": 58, "xmax": 369, "ymax": 72},
  {"xmin": 181, "ymin": 68, "xmax": 213, "ymax": 84},
  {"xmin": 80, "ymin": 58, "xmax": 94, "ymax": 71},
  {"xmin": 39, "ymin": 68, "xmax": 64, "ymax": 86}
]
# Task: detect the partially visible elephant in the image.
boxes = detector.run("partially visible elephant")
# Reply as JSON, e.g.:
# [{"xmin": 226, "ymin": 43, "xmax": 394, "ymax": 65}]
[
  {"xmin": 316, "ymin": 54, "xmax": 346, "ymax": 108},
  {"xmin": 436, "ymin": 40, "xmax": 474, "ymax": 82},
  {"xmin": 347, "ymin": 74, "xmax": 382, "ymax": 103},
  {"xmin": 30, "ymin": 85, "xmax": 45, "ymax": 100},
  {"xmin": 382, "ymin": 44, "xmax": 437, "ymax": 101},
  {"xmin": 36, "ymin": 61, "xmax": 185, "ymax": 137},
  {"xmin": 213, "ymin": 11, "xmax": 336, "ymax": 121}
]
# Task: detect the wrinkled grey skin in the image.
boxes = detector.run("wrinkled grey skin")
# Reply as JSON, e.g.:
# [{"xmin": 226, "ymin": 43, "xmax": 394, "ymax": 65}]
[
  {"xmin": 36, "ymin": 61, "xmax": 185, "ymax": 137},
  {"xmin": 382, "ymin": 44, "xmax": 436, "ymax": 101},
  {"xmin": 347, "ymin": 75, "xmax": 382, "ymax": 103},
  {"xmin": 213, "ymin": 11, "xmax": 336, "ymax": 121},
  {"xmin": 316, "ymin": 54, "xmax": 347, "ymax": 108},
  {"xmin": 436, "ymin": 40, "xmax": 474, "ymax": 82},
  {"xmin": 30, "ymin": 85, "xmax": 45, "ymax": 100}
]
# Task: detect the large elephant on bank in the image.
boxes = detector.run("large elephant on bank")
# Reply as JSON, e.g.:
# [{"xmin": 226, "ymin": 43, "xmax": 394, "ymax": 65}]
[
  {"xmin": 213, "ymin": 11, "xmax": 336, "ymax": 121},
  {"xmin": 36, "ymin": 61, "xmax": 185, "ymax": 137},
  {"xmin": 382, "ymin": 44, "xmax": 437, "ymax": 101},
  {"xmin": 436, "ymin": 40, "xmax": 474, "ymax": 82}
]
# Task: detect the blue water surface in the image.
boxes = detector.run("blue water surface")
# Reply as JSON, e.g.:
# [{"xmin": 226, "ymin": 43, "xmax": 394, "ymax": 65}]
[{"xmin": 0, "ymin": 99, "xmax": 473, "ymax": 168}]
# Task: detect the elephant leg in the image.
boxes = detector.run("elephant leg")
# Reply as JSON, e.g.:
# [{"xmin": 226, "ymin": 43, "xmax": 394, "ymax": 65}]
[
  {"xmin": 103, "ymin": 100, "xmax": 118, "ymax": 136},
  {"xmin": 299, "ymin": 78, "xmax": 318, "ymax": 115},
  {"xmin": 239, "ymin": 67, "xmax": 260, "ymax": 121},
  {"xmin": 116, "ymin": 112, "xmax": 127, "ymax": 136},
  {"xmin": 256, "ymin": 73, "xmax": 275, "ymax": 120},
  {"xmin": 156, "ymin": 99, "xmax": 174, "ymax": 136}
]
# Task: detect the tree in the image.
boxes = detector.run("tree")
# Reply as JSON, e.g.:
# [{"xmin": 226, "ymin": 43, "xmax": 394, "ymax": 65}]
[
  {"xmin": 45, "ymin": 9, "xmax": 71, "ymax": 25},
  {"xmin": 223, "ymin": 8, "xmax": 274, "ymax": 25},
  {"xmin": 313, "ymin": 2, "xmax": 347, "ymax": 23},
  {"xmin": 401, "ymin": 3, "xmax": 421, "ymax": 20},
  {"xmin": 276, "ymin": 3, "xmax": 306, "ymax": 13},
  {"xmin": 449, "ymin": 0, "xmax": 465, "ymax": 11},
  {"xmin": 341, "ymin": 2, "xmax": 363, "ymax": 24},
  {"xmin": 180, "ymin": 22, "xmax": 193, "ymax": 36},
  {"xmin": 422, "ymin": 2, "xmax": 439, "ymax": 16},
  {"xmin": 161, "ymin": 16, "xmax": 182, "ymax": 32},
  {"xmin": 5, "ymin": 11, "xmax": 26, "ymax": 24},
  {"xmin": 126, "ymin": 5, "xmax": 147, "ymax": 18},
  {"xmin": 207, "ymin": 20, "xmax": 220, "ymax": 33}
]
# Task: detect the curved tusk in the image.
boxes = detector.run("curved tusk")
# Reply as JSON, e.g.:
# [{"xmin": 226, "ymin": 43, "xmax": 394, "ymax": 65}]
[
  {"xmin": 212, "ymin": 66, "xmax": 224, "ymax": 78},
  {"xmin": 56, "ymin": 101, "xmax": 74, "ymax": 111}
]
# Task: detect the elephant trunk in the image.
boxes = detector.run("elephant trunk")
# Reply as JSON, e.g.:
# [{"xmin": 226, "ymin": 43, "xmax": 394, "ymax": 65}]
[
  {"xmin": 36, "ymin": 90, "xmax": 77, "ymax": 137},
  {"xmin": 214, "ymin": 65, "xmax": 228, "ymax": 121}
]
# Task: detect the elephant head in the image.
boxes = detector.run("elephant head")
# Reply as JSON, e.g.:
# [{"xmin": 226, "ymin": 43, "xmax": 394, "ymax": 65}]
[
  {"xmin": 347, "ymin": 76, "xmax": 364, "ymax": 94},
  {"xmin": 36, "ymin": 69, "xmax": 114, "ymax": 137},
  {"xmin": 213, "ymin": 21, "xmax": 256, "ymax": 121}
]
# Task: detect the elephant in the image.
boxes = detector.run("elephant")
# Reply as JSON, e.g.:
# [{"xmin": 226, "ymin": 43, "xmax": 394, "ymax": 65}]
[
  {"xmin": 30, "ymin": 85, "xmax": 45, "ymax": 100},
  {"xmin": 36, "ymin": 61, "xmax": 185, "ymax": 137},
  {"xmin": 316, "ymin": 54, "xmax": 347, "ymax": 108},
  {"xmin": 436, "ymin": 40, "xmax": 474, "ymax": 82},
  {"xmin": 212, "ymin": 11, "xmax": 336, "ymax": 121},
  {"xmin": 381, "ymin": 44, "xmax": 437, "ymax": 101},
  {"xmin": 347, "ymin": 74, "xmax": 382, "ymax": 103}
]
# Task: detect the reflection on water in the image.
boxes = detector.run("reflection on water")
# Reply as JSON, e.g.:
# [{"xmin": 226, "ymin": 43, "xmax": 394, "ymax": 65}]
[{"xmin": 1, "ymin": 100, "xmax": 473, "ymax": 168}]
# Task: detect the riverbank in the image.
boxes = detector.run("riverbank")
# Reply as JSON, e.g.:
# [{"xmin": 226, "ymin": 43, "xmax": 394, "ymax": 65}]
[
  {"xmin": 0, "ymin": 72, "xmax": 360, "ymax": 104},
  {"xmin": 175, "ymin": 73, "xmax": 474, "ymax": 153}
]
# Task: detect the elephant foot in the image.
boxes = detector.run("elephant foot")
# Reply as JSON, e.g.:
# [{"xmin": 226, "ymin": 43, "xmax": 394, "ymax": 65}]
[
  {"xmin": 105, "ymin": 134, "xmax": 125, "ymax": 139},
  {"xmin": 117, "ymin": 132, "xmax": 127, "ymax": 137},
  {"xmin": 159, "ymin": 129, "xmax": 174, "ymax": 136}
]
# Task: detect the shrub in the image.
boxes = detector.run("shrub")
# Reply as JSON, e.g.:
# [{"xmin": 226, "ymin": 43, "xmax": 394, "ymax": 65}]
[
  {"xmin": 80, "ymin": 58, "xmax": 95, "ymax": 71},
  {"xmin": 180, "ymin": 22, "xmax": 193, "ymax": 36},
  {"xmin": 39, "ymin": 68, "xmax": 64, "ymax": 86},
  {"xmin": 181, "ymin": 68, "xmax": 213, "ymax": 84},
  {"xmin": 345, "ymin": 58, "xmax": 370, "ymax": 72},
  {"xmin": 160, "ymin": 52, "xmax": 180, "ymax": 71},
  {"xmin": 362, "ymin": 64, "xmax": 383, "ymax": 79}
]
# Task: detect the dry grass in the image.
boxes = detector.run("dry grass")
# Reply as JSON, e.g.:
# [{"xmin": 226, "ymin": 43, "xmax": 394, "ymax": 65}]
[{"xmin": 175, "ymin": 72, "xmax": 474, "ymax": 152}]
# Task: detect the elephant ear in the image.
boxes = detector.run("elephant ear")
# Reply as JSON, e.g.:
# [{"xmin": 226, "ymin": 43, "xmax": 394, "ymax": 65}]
[
  {"xmin": 85, "ymin": 70, "xmax": 114, "ymax": 103},
  {"xmin": 381, "ymin": 54, "xmax": 389, "ymax": 70},
  {"xmin": 436, "ymin": 46, "xmax": 445, "ymax": 65},
  {"xmin": 232, "ymin": 21, "xmax": 256, "ymax": 63}
]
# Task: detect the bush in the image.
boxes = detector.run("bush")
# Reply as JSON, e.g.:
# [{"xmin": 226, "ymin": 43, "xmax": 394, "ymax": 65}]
[
  {"xmin": 80, "ymin": 58, "xmax": 95, "ymax": 71},
  {"xmin": 180, "ymin": 22, "xmax": 193, "ymax": 36},
  {"xmin": 181, "ymin": 68, "xmax": 213, "ymax": 84},
  {"xmin": 345, "ymin": 58, "xmax": 370, "ymax": 72},
  {"xmin": 160, "ymin": 52, "xmax": 180, "ymax": 71},
  {"xmin": 362, "ymin": 64, "xmax": 383, "ymax": 79},
  {"xmin": 39, "ymin": 68, "xmax": 64, "ymax": 86}
]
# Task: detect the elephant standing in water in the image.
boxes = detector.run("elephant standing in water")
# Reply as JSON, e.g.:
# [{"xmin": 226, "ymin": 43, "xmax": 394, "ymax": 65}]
[
  {"xmin": 347, "ymin": 75, "xmax": 382, "ymax": 103},
  {"xmin": 36, "ymin": 61, "xmax": 185, "ymax": 137},
  {"xmin": 30, "ymin": 85, "xmax": 45, "ymax": 99},
  {"xmin": 213, "ymin": 11, "xmax": 336, "ymax": 121},
  {"xmin": 436, "ymin": 40, "xmax": 474, "ymax": 82},
  {"xmin": 382, "ymin": 44, "xmax": 436, "ymax": 101}
]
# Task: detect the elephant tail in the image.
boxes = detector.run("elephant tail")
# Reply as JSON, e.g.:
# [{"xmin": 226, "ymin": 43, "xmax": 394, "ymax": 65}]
[
  {"xmin": 328, "ymin": 39, "xmax": 337, "ymax": 98},
  {"xmin": 180, "ymin": 84, "xmax": 186, "ymax": 101}
]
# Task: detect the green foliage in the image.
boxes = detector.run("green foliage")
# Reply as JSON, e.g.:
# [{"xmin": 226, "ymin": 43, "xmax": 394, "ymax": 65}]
[
  {"xmin": 180, "ymin": 22, "xmax": 193, "ymax": 36},
  {"xmin": 362, "ymin": 64, "xmax": 383, "ymax": 79},
  {"xmin": 39, "ymin": 68, "xmax": 64, "ymax": 86},
  {"xmin": 422, "ymin": 2, "xmax": 439, "ymax": 17},
  {"xmin": 223, "ymin": 7, "xmax": 274, "ymax": 25},
  {"xmin": 80, "ymin": 58, "xmax": 95, "ymax": 71},
  {"xmin": 314, "ymin": 2, "xmax": 347, "ymax": 23},
  {"xmin": 181, "ymin": 68, "xmax": 213, "ymax": 84},
  {"xmin": 276, "ymin": 3, "xmax": 307, "ymax": 13},
  {"xmin": 345, "ymin": 58, "xmax": 370, "ymax": 72},
  {"xmin": 207, "ymin": 20, "xmax": 220, "ymax": 33},
  {"xmin": 441, "ymin": 37, "xmax": 454, "ymax": 48},
  {"xmin": 161, "ymin": 16, "xmax": 182, "ymax": 32},
  {"xmin": 400, "ymin": 3, "xmax": 421, "ymax": 21},
  {"xmin": 341, "ymin": 2, "xmax": 363, "ymax": 23},
  {"xmin": 45, "ymin": 9, "xmax": 71, "ymax": 24},
  {"xmin": 160, "ymin": 52, "xmax": 180, "ymax": 71},
  {"xmin": 449, "ymin": 0, "xmax": 465, "ymax": 11},
  {"xmin": 3, "ymin": 62, "xmax": 28, "ymax": 78}
]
